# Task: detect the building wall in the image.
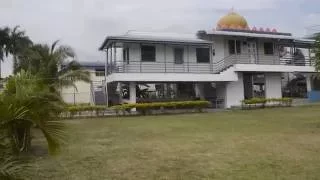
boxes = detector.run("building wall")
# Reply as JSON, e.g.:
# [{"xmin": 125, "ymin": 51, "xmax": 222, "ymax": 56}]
[
  {"xmin": 122, "ymin": 43, "xmax": 212, "ymax": 73},
  {"xmin": 225, "ymin": 72, "xmax": 244, "ymax": 108},
  {"xmin": 265, "ymin": 72, "xmax": 282, "ymax": 98},
  {"xmin": 61, "ymin": 69, "xmax": 105, "ymax": 104}
]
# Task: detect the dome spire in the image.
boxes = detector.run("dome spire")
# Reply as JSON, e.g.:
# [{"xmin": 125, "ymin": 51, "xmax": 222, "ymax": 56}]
[{"xmin": 216, "ymin": 9, "xmax": 249, "ymax": 30}]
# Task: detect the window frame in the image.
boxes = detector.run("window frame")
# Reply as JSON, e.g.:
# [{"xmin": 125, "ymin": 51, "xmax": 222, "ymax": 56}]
[
  {"xmin": 141, "ymin": 45, "xmax": 156, "ymax": 62},
  {"xmin": 196, "ymin": 47, "xmax": 210, "ymax": 63}
]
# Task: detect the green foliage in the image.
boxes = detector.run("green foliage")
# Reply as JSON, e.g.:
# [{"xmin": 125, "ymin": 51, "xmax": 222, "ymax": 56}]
[
  {"xmin": 66, "ymin": 105, "xmax": 107, "ymax": 118},
  {"xmin": 0, "ymin": 71, "xmax": 66, "ymax": 155},
  {"xmin": 313, "ymin": 34, "xmax": 320, "ymax": 72},
  {"xmin": 112, "ymin": 101, "xmax": 210, "ymax": 115},
  {"xmin": 0, "ymin": 134, "xmax": 30, "ymax": 180},
  {"xmin": 241, "ymin": 98, "xmax": 293, "ymax": 109}
]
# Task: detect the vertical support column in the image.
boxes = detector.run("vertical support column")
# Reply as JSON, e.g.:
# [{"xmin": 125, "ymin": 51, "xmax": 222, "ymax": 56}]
[
  {"xmin": 129, "ymin": 82, "xmax": 137, "ymax": 111},
  {"xmin": 113, "ymin": 43, "xmax": 117, "ymax": 72},
  {"xmin": 110, "ymin": 45, "xmax": 113, "ymax": 73},
  {"xmin": 194, "ymin": 83, "xmax": 205, "ymax": 100},
  {"xmin": 306, "ymin": 74, "xmax": 312, "ymax": 96},
  {"xmin": 265, "ymin": 73, "xmax": 282, "ymax": 99},
  {"xmin": 105, "ymin": 49, "xmax": 109, "ymax": 107},
  {"xmin": 187, "ymin": 45, "xmax": 190, "ymax": 73},
  {"xmin": 225, "ymin": 73, "xmax": 244, "ymax": 108},
  {"xmin": 209, "ymin": 44, "xmax": 213, "ymax": 73},
  {"xmin": 164, "ymin": 44, "xmax": 167, "ymax": 73}
]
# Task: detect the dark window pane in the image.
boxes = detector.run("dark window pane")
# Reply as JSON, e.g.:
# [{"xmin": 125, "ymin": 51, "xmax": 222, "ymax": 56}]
[
  {"xmin": 141, "ymin": 46, "xmax": 156, "ymax": 62},
  {"xmin": 228, "ymin": 40, "xmax": 235, "ymax": 54},
  {"xmin": 174, "ymin": 48, "xmax": 184, "ymax": 64},
  {"xmin": 196, "ymin": 48, "xmax": 210, "ymax": 63},
  {"xmin": 264, "ymin": 42, "xmax": 274, "ymax": 55},
  {"xmin": 236, "ymin": 41, "xmax": 241, "ymax": 54},
  {"xmin": 123, "ymin": 48, "xmax": 129, "ymax": 63}
]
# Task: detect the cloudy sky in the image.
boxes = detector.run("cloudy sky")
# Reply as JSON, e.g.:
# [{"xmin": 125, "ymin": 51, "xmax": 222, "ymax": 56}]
[{"xmin": 0, "ymin": 0, "xmax": 319, "ymax": 77}]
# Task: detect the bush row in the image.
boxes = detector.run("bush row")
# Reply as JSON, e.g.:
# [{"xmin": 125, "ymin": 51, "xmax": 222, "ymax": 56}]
[
  {"xmin": 112, "ymin": 101, "xmax": 210, "ymax": 115},
  {"xmin": 66, "ymin": 105, "xmax": 107, "ymax": 117},
  {"xmin": 241, "ymin": 97, "xmax": 293, "ymax": 109}
]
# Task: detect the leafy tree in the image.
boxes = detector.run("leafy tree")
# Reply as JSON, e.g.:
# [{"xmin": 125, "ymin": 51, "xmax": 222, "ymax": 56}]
[
  {"xmin": 16, "ymin": 40, "xmax": 90, "ymax": 92},
  {"xmin": 0, "ymin": 27, "xmax": 11, "ymax": 79},
  {"xmin": 313, "ymin": 34, "xmax": 320, "ymax": 72}
]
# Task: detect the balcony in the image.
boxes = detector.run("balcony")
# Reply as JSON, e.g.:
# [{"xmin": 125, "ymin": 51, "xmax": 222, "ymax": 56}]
[{"xmin": 106, "ymin": 53, "xmax": 313, "ymax": 75}]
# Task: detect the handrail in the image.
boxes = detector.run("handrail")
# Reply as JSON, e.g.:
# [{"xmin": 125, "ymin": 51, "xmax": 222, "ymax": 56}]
[{"xmin": 108, "ymin": 53, "xmax": 313, "ymax": 74}]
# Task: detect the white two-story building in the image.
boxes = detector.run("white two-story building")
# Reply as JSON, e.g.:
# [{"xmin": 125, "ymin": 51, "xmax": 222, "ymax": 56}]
[{"xmin": 96, "ymin": 10, "xmax": 316, "ymax": 108}]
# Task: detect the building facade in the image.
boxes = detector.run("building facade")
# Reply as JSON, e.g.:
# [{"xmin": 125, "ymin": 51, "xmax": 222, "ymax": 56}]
[{"xmin": 94, "ymin": 11, "xmax": 316, "ymax": 108}]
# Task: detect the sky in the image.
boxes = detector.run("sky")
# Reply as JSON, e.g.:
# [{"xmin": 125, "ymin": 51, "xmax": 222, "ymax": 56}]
[{"xmin": 0, "ymin": 0, "xmax": 319, "ymax": 77}]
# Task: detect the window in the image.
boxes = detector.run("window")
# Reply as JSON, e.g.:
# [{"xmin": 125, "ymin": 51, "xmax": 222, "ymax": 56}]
[
  {"xmin": 141, "ymin": 45, "xmax": 156, "ymax": 62},
  {"xmin": 196, "ymin": 48, "xmax": 210, "ymax": 63},
  {"xmin": 174, "ymin": 48, "xmax": 184, "ymax": 64},
  {"xmin": 95, "ymin": 69, "xmax": 105, "ymax": 76},
  {"xmin": 228, "ymin": 40, "xmax": 241, "ymax": 54},
  {"xmin": 264, "ymin": 42, "xmax": 274, "ymax": 55},
  {"xmin": 123, "ymin": 48, "xmax": 129, "ymax": 63}
]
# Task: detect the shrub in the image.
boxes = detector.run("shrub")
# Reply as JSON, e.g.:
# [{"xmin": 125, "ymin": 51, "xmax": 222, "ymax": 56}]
[
  {"xmin": 241, "ymin": 97, "xmax": 293, "ymax": 109},
  {"xmin": 111, "ymin": 101, "xmax": 210, "ymax": 115}
]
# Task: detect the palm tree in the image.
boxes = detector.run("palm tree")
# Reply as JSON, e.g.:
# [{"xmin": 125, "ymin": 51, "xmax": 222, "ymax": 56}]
[
  {"xmin": 6, "ymin": 26, "xmax": 33, "ymax": 74},
  {"xmin": 0, "ymin": 71, "xmax": 66, "ymax": 154},
  {"xmin": 17, "ymin": 40, "xmax": 90, "ymax": 92},
  {"xmin": 0, "ymin": 27, "xmax": 11, "ymax": 79}
]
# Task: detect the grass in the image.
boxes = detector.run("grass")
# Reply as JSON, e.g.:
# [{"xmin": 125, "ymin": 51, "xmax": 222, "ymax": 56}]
[{"xmin": 30, "ymin": 106, "xmax": 320, "ymax": 180}]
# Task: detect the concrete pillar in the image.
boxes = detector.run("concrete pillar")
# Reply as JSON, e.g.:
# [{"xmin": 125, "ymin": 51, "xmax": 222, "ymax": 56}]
[
  {"xmin": 194, "ymin": 83, "xmax": 205, "ymax": 100},
  {"xmin": 306, "ymin": 75, "xmax": 312, "ymax": 93},
  {"xmin": 129, "ymin": 82, "xmax": 136, "ymax": 104},
  {"xmin": 265, "ymin": 73, "xmax": 282, "ymax": 99},
  {"xmin": 225, "ymin": 73, "xmax": 244, "ymax": 108}
]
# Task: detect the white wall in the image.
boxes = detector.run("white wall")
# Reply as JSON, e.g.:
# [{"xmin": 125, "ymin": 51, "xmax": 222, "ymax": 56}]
[
  {"xmin": 225, "ymin": 72, "xmax": 244, "ymax": 108},
  {"xmin": 265, "ymin": 73, "xmax": 282, "ymax": 98},
  {"xmin": 61, "ymin": 69, "xmax": 105, "ymax": 104}
]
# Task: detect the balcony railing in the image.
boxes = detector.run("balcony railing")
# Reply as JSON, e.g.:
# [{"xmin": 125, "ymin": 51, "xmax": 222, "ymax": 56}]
[{"xmin": 107, "ymin": 54, "xmax": 313, "ymax": 74}]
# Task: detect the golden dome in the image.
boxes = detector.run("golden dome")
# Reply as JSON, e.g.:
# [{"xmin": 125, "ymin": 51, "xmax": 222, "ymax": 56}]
[{"xmin": 217, "ymin": 11, "xmax": 249, "ymax": 30}]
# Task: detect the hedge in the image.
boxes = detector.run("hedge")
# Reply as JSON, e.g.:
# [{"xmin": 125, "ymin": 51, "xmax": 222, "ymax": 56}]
[
  {"xmin": 66, "ymin": 105, "xmax": 107, "ymax": 118},
  {"xmin": 241, "ymin": 97, "xmax": 293, "ymax": 109},
  {"xmin": 112, "ymin": 101, "xmax": 210, "ymax": 115}
]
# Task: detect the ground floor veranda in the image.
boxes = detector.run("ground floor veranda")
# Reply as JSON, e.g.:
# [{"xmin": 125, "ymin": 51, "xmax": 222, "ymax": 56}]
[{"xmin": 105, "ymin": 72, "xmax": 316, "ymax": 108}]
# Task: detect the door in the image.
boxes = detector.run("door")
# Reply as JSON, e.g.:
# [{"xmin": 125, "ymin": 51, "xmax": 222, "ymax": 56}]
[{"xmin": 247, "ymin": 41, "xmax": 257, "ymax": 64}]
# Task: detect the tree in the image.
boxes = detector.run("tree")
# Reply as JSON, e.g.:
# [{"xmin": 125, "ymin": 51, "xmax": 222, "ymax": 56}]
[
  {"xmin": 0, "ymin": 27, "xmax": 11, "ymax": 79},
  {"xmin": 7, "ymin": 26, "xmax": 32, "ymax": 74},
  {"xmin": 0, "ymin": 71, "xmax": 66, "ymax": 154},
  {"xmin": 313, "ymin": 34, "xmax": 320, "ymax": 72},
  {"xmin": 16, "ymin": 40, "xmax": 90, "ymax": 92}
]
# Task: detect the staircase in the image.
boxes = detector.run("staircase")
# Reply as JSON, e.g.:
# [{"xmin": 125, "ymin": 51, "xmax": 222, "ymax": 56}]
[
  {"xmin": 90, "ymin": 81, "xmax": 120, "ymax": 106},
  {"xmin": 91, "ymin": 81, "xmax": 107, "ymax": 105}
]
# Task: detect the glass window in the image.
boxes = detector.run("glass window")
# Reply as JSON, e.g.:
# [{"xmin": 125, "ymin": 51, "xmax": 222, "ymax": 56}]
[
  {"xmin": 196, "ymin": 48, "xmax": 210, "ymax": 63},
  {"xmin": 228, "ymin": 40, "xmax": 241, "ymax": 54},
  {"xmin": 141, "ymin": 45, "xmax": 156, "ymax": 62},
  {"xmin": 264, "ymin": 42, "xmax": 274, "ymax": 55},
  {"xmin": 174, "ymin": 48, "xmax": 184, "ymax": 64}
]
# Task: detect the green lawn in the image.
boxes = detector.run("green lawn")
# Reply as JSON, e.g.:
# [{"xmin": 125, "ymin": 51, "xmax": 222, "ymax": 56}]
[{"xmin": 30, "ymin": 106, "xmax": 320, "ymax": 180}]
